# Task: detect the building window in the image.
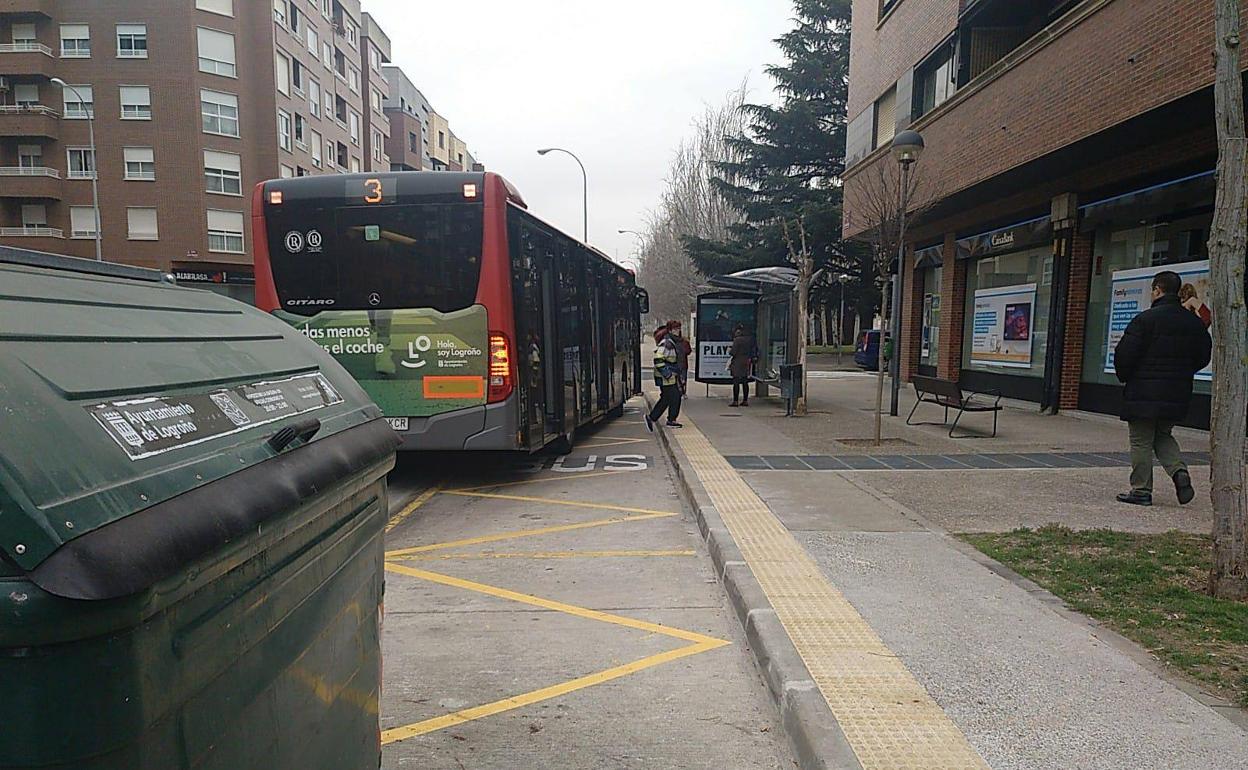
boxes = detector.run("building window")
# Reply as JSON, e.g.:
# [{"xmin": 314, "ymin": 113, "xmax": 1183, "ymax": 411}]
[
  {"xmin": 288, "ymin": 5, "xmax": 301, "ymax": 34},
  {"xmin": 345, "ymin": 21, "xmax": 358, "ymax": 49},
  {"xmin": 962, "ymin": 246, "xmax": 1053, "ymax": 378},
  {"xmin": 204, "ymin": 150, "xmax": 242, "ymax": 195},
  {"xmin": 61, "ymin": 84, "xmax": 93, "ymax": 119},
  {"xmin": 873, "ymin": 85, "xmax": 896, "ymax": 150},
  {"xmin": 116, "ymin": 24, "xmax": 148, "ymax": 58},
  {"xmin": 275, "ymin": 51, "xmax": 290, "ymax": 95},
  {"xmin": 124, "ymin": 147, "xmax": 156, "ymax": 180},
  {"xmin": 277, "ymin": 109, "xmax": 293, "ymax": 152},
  {"xmin": 207, "ymin": 209, "xmax": 245, "ymax": 253},
  {"xmin": 334, "ymin": 95, "xmax": 347, "ymax": 124},
  {"xmin": 273, "ymin": 0, "xmax": 287, "ymax": 26},
  {"xmin": 60, "ymin": 24, "xmax": 90, "ymax": 58},
  {"xmin": 350, "ymin": 156, "xmax": 360, "ymax": 173},
  {"xmin": 915, "ymin": 41, "xmax": 956, "ymax": 118},
  {"xmin": 408, "ymin": 131, "xmax": 419, "ymax": 153},
  {"xmin": 14, "ymin": 84, "xmax": 38, "ymax": 108},
  {"xmin": 308, "ymin": 78, "xmax": 321, "ymax": 117},
  {"xmin": 372, "ymin": 130, "xmax": 383, "ymax": 162},
  {"xmin": 11, "ymin": 23, "xmax": 36, "ymax": 45},
  {"xmin": 371, "ymin": 88, "xmax": 381, "ymax": 113},
  {"xmin": 119, "ymin": 86, "xmax": 152, "ymax": 120},
  {"xmin": 369, "ymin": 47, "xmax": 380, "ymax": 72},
  {"xmin": 348, "ymin": 66, "xmax": 360, "ymax": 94},
  {"xmin": 280, "ymin": 164, "xmax": 294, "ymax": 178},
  {"xmin": 307, "ymin": 25, "xmax": 318, "ymax": 55},
  {"xmin": 349, "ymin": 111, "xmax": 360, "ymax": 145},
  {"xmin": 66, "ymin": 147, "xmax": 96, "ymax": 179},
  {"xmin": 438, "ymin": 131, "xmax": 445, "ymax": 149},
  {"xmin": 310, "ymin": 129, "xmax": 323, "ymax": 167},
  {"xmin": 22, "ymin": 204, "xmax": 48, "ymax": 228},
  {"xmin": 294, "ymin": 114, "xmax": 307, "ymax": 147},
  {"xmin": 197, "ymin": 27, "xmax": 237, "ymax": 77},
  {"xmin": 196, "ymin": 0, "xmax": 234, "ymax": 17},
  {"xmin": 291, "ymin": 59, "xmax": 304, "ymax": 94},
  {"xmin": 336, "ymin": 141, "xmax": 348, "ymax": 168},
  {"xmin": 17, "ymin": 144, "xmax": 42, "ymax": 169},
  {"xmin": 321, "ymin": 40, "xmax": 333, "ymax": 69},
  {"xmin": 127, "ymin": 208, "xmax": 158, "ymax": 240},
  {"xmin": 70, "ymin": 206, "xmax": 97, "ymax": 238},
  {"xmin": 201, "ymin": 89, "xmax": 239, "ymax": 136},
  {"xmin": 325, "ymin": 89, "xmax": 335, "ymax": 119},
  {"xmin": 321, "ymin": 0, "xmax": 331, "ymax": 20}
]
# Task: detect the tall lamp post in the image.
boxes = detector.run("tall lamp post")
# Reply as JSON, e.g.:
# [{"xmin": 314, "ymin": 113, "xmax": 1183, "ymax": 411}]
[
  {"xmin": 52, "ymin": 77, "xmax": 101, "ymax": 261},
  {"xmin": 889, "ymin": 129, "xmax": 924, "ymax": 417},
  {"xmin": 836, "ymin": 273, "xmax": 850, "ymax": 365},
  {"xmin": 618, "ymin": 228, "xmax": 644, "ymax": 270},
  {"xmin": 537, "ymin": 147, "xmax": 587, "ymax": 242}
]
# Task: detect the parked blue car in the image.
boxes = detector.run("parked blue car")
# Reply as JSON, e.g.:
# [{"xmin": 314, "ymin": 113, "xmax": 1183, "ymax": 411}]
[{"xmin": 854, "ymin": 329, "xmax": 890, "ymax": 370}]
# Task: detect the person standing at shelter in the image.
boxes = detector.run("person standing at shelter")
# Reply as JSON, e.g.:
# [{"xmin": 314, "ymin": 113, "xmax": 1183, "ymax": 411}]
[
  {"xmin": 669, "ymin": 320, "xmax": 692, "ymax": 396},
  {"xmin": 645, "ymin": 322, "xmax": 684, "ymax": 431},
  {"xmin": 1113, "ymin": 270, "xmax": 1212, "ymax": 506},
  {"xmin": 728, "ymin": 324, "xmax": 756, "ymax": 407}
]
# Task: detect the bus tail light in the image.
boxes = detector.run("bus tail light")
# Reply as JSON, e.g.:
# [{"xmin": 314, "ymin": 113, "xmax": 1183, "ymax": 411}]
[{"xmin": 488, "ymin": 331, "xmax": 514, "ymax": 403}]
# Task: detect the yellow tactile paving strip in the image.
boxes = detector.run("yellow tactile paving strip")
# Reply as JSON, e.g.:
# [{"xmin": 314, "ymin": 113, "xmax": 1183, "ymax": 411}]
[{"xmin": 673, "ymin": 420, "xmax": 990, "ymax": 770}]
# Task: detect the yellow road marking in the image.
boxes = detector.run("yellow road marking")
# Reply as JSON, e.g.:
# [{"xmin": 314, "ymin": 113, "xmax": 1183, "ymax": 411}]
[
  {"xmin": 450, "ymin": 469, "xmax": 628, "ymax": 493},
  {"xmin": 441, "ymin": 489, "xmax": 677, "ymax": 516},
  {"xmin": 380, "ymin": 563, "xmax": 729, "ymax": 745},
  {"xmin": 386, "ymin": 564, "xmax": 726, "ymax": 645},
  {"xmin": 385, "ymin": 483, "xmax": 442, "ymax": 533},
  {"xmin": 391, "ymin": 548, "xmax": 695, "ymax": 561},
  {"xmin": 671, "ymin": 413, "xmax": 990, "ymax": 769},
  {"xmin": 384, "ymin": 511, "xmax": 677, "ymax": 559},
  {"xmin": 381, "ymin": 641, "xmax": 718, "ymax": 744}
]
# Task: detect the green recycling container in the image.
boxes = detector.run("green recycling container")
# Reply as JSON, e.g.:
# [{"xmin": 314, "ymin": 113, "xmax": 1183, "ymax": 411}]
[{"xmin": 0, "ymin": 248, "xmax": 399, "ymax": 770}]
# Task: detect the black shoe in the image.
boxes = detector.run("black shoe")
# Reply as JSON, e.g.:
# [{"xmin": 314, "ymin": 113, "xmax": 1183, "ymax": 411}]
[
  {"xmin": 644, "ymin": 414, "xmax": 655, "ymax": 433},
  {"xmin": 729, "ymin": 401, "xmax": 739, "ymax": 407},
  {"xmin": 740, "ymin": 400, "xmax": 749, "ymax": 407},
  {"xmin": 1173, "ymin": 470, "xmax": 1195, "ymax": 505},
  {"xmin": 1116, "ymin": 491, "xmax": 1153, "ymax": 507},
  {"xmin": 665, "ymin": 421, "xmax": 684, "ymax": 428}
]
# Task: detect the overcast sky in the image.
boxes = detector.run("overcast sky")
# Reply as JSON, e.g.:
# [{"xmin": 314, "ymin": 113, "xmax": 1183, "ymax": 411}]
[{"xmin": 365, "ymin": 0, "xmax": 794, "ymax": 266}]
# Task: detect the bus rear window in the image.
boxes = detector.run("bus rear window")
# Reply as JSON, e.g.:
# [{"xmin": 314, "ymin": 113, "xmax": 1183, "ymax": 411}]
[{"xmin": 267, "ymin": 202, "xmax": 483, "ymax": 314}]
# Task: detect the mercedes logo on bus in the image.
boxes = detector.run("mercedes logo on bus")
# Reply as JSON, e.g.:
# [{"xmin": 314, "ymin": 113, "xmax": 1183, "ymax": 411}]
[{"xmin": 369, "ymin": 293, "xmax": 381, "ymax": 306}]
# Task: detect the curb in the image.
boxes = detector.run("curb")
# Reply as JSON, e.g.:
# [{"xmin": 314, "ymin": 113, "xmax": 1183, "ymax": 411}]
[{"xmin": 643, "ymin": 392, "xmax": 863, "ymax": 770}]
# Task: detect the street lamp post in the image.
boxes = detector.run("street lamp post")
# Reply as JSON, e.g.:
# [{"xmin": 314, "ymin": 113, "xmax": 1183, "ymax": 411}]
[
  {"xmin": 836, "ymin": 273, "xmax": 850, "ymax": 366},
  {"xmin": 888, "ymin": 130, "xmax": 924, "ymax": 417},
  {"xmin": 618, "ymin": 228, "xmax": 643, "ymax": 270},
  {"xmin": 537, "ymin": 147, "xmax": 587, "ymax": 242},
  {"xmin": 52, "ymin": 77, "xmax": 101, "ymax": 261}
]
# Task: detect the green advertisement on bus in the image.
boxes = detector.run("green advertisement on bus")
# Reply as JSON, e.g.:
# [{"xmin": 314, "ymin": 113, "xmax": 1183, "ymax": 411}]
[{"xmin": 278, "ymin": 305, "xmax": 489, "ymax": 417}]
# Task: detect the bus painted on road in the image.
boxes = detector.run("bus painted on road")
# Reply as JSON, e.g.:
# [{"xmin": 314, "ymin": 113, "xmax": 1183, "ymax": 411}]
[{"xmin": 252, "ymin": 172, "xmax": 644, "ymax": 451}]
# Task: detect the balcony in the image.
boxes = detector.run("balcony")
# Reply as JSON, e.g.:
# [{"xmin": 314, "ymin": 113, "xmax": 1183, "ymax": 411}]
[
  {"xmin": 0, "ymin": 104, "xmax": 57, "ymax": 138},
  {"xmin": 0, "ymin": 166, "xmax": 62, "ymax": 199},
  {"xmin": 0, "ymin": 226, "xmax": 61, "ymax": 238},
  {"xmin": 0, "ymin": 42, "xmax": 55, "ymax": 77},
  {"xmin": 0, "ymin": 0, "xmax": 56, "ymax": 16}
]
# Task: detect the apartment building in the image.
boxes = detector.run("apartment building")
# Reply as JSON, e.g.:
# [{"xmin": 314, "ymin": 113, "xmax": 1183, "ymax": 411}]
[
  {"xmin": 382, "ymin": 63, "xmax": 432, "ymax": 171},
  {"xmin": 0, "ymin": 0, "xmax": 379, "ymax": 302},
  {"xmin": 842, "ymin": 0, "xmax": 1248, "ymax": 427},
  {"xmin": 359, "ymin": 11, "xmax": 389, "ymax": 172}
]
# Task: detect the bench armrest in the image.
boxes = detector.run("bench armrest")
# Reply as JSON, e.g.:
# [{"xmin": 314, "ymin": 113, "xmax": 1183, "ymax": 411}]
[{"xmin": 968, "ymin": 389, "xmax": 1003, "ymax": 407}]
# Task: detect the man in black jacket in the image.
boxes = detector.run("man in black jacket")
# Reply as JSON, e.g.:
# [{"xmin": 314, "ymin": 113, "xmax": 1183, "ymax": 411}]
[{"xmin": 1113, "ymin": 270, "xmax": 1212, "ymax": 506}]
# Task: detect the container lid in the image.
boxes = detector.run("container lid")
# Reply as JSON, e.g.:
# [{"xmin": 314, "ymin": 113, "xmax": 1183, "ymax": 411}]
[{"xmin": 0, "ymin": 253, "xmax": 387, "ymax": 585}]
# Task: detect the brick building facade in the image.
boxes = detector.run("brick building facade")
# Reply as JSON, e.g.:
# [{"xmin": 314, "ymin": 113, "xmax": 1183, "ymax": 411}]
[{"xmin": 843, "ymin": 0, "xmax": 1248, "ymax": 426}]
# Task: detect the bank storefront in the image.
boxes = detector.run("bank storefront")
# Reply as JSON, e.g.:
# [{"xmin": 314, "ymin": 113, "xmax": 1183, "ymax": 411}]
[{"xmin": 914, "ymin": 244, "xmax": 943, "ymax": 376}]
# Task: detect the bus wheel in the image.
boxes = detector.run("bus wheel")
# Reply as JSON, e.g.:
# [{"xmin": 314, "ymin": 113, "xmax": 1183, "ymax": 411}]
[{"xmin": 551, "ymin": 427, "xmax": 575, "ymax": 455}]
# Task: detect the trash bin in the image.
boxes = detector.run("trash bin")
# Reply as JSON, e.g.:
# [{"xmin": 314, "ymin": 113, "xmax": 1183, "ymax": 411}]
[
  {"xmin": 0, "ymin": 249, "xmax": 400, "ymax": 770},
  {"xmin": 779, "ymin": 363, "xmax": 803, "ymax": 400}
]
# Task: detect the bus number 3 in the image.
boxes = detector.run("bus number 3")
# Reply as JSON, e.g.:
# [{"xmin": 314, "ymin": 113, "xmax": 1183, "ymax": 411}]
[{"xmin": 364, "ymin": 178, "xmax": 383, "ymax": 204}]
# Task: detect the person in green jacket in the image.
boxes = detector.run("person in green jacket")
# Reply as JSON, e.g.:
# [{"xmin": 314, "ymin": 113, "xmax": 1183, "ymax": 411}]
[{"xmin": 645, "ymin": 322, "xmax": 683, "ymax": 431}]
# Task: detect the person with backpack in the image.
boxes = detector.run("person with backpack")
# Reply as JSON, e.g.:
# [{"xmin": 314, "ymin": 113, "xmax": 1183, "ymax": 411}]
[
  {"xmin": 1112, "ymin": 270, "xmax": 1213, "ymax": 506},
  {"xmin": 645, "ymin": 321, "xmax": 683, "ymax": 431}
]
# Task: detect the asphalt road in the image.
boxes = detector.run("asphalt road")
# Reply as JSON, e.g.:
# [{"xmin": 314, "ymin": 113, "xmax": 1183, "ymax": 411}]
[{"xmin": 379, "ymin": 400, "xmax": 791, "ymax": 770}]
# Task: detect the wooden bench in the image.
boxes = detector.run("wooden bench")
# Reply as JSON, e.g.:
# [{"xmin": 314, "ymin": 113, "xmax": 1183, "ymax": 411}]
[{"xmin": 906, "ymin": 375, "xmax": 1003, "ymax": 438}]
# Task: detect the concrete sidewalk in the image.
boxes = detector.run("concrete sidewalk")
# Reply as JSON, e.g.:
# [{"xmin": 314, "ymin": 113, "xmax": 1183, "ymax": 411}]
[{"xmin": 646, "ymin": 379, "xmax": 1248, "ymax": 770}]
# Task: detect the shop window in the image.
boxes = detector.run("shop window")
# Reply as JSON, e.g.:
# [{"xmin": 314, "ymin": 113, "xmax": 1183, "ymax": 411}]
[
  {"xmin": 920, "ymin": 266, "xmax": 943, "ymax": 369},
  {"xmin": 962, "ymin": 247, "xmax": 1053, "ymax": 378},
  {"xmin": 1080, "ymin": 212, "xmax": 1218, "ymax": 394}
]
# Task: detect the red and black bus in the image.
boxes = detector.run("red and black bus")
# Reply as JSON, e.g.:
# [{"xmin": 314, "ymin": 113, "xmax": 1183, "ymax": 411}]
[{"xmin": 252, "ymin": 172, "xmax": 645, "ymax": 451}]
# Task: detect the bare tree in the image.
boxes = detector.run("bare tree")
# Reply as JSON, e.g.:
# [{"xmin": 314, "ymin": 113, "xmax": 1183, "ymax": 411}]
[
  {"xmin": 636, "ymin": 84, "xmax": 749, "ymax": 326},
  {"xmin": 844, "ymin": 161, "xmax": 935, "ymax": 444},
  {"xmin": 1208, "ymin": 0, "xmax": 1248, "ymax": 599}
]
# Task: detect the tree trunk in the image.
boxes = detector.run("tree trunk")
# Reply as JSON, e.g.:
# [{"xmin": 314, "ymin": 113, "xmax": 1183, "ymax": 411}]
[
  {"xmin": 796, "ymin": 272, "xmax": 810, "ymax": 415},
  {"xmin": 876, "ymin": 275, "xmax": 889, "ymax": 445},
  {"xmin": 1209, "ymin": 0, "xmax": 1248, "ymax": 599}
]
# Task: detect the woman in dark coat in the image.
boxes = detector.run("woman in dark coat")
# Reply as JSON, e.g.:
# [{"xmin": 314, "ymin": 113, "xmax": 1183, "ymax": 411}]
[{"xmin": 728, "ymin": 324, "xmax": 755, "ymax": 407}]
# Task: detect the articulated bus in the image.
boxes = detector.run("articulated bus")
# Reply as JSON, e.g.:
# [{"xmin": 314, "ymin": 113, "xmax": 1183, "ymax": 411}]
[{"xmin": 251, "ymin": 172, "xmax": 645, "ymax": 452}]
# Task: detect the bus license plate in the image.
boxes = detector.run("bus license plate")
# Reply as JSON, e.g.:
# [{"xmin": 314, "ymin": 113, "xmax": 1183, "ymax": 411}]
[{"xmin": 386, "ymin": 417, "xmax": 409, "ymax": 432}]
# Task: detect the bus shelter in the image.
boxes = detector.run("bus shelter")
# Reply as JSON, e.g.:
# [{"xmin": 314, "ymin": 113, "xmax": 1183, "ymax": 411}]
[{"xmin": 694, "ymin": 268, "xmax": 799, "ymax": 397}]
